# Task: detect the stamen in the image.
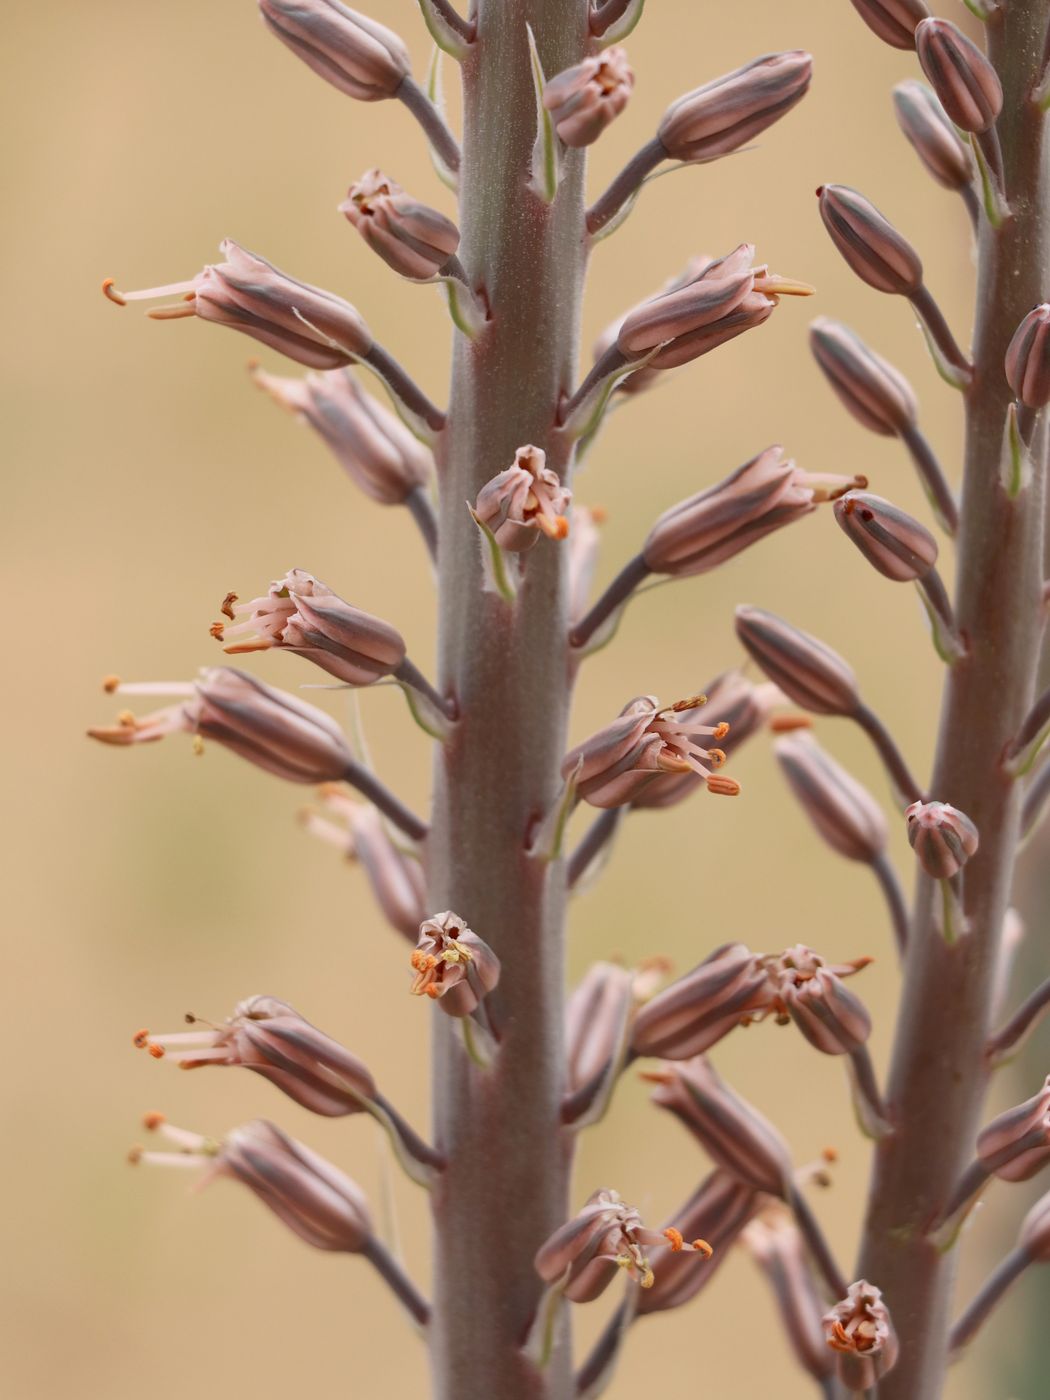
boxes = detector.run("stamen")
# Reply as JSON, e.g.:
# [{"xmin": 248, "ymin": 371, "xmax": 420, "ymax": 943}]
[
  {"xmin": 706, "ymin": 774, "xmax": 742, "ymax": 796},
  {"xmin": 220, "ymin": 592, "xmax": 239, "ymax": 620},
  {"xmin": 691, "ymin": 1238, "xmax": 714, "ymax": 1258},
  {"xmin": 102, "ymin": 674, "xmax": 121, "ymax": 694},
  {"xmin": 147, "ymin": 1043, "xmax": 165, "ymax": 1059},
  {"xmin": 146, "ymin": 300, "xmax": 197, "ymax": 321},
  {"xmin": 143, "ymin": 1111, "xmax": 166, "ymax": 1131},
  {"xmin": 712, "ymin": 721, "xmax": 730, "ymax": 740},
  {"xmin": 769, "ymin": 714, "xmax": 813, "ymax": 732},
  {"xmin": 132, "ymin": 1028, "xmax": 150, "ymax": 1048},
  {"xmin": 663, "ymin": 1227, "xmax": 684, "ymax": 1252},
  {"xmin": 102, "ymin": 278, "xmax": 127, "ymax": 306}
]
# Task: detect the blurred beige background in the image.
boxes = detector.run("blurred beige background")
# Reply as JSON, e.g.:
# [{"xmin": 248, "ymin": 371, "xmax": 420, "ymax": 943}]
[{"xmin": 5, "ymin": 1, "xmax": 1046, "ymax": 1396}]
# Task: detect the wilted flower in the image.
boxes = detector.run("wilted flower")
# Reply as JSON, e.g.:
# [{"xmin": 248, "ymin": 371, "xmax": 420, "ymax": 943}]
[
  {"xmin": 905, "ymin": 800, "xmax": 979, "ymax": 879},
  {"xmin": 915, "ymin": 18, "xmax": 1003, "ymax": 135},
  {"xmin": 817, "ymin": 186, "xmax": 923, "ymax": 297},
  {"xmin": 534, "ymin": 1188, "xmax": 711, "ymax": 1303},
  {"xmin": 409, "ymin": 912, "xmax": 501, "ymax": 1018},
  {"xmin": 340, "ymin": 170, "xmax": 460, "ymax": 280},
  {"xmin": 563, "ymin": 694, "xmax": 737, "ymax": 810},
  {"xmin": 977, "ymin": 1077, "xmax": 1050, "ymax": 1183},
  {"xmin": 775, "ymin": 733, "xmax": 887, "ymax": 864},
  {"xmin": 657, "ymin": 52, "xmax": 812, "ymax": 163},
  {"xmin": 745, "ymin": 1215, "xmax": 834, "ymax": 1381},
  {"xmin": 104, "ymin": 240, "xmax": 372, "ymax": 370},
  {"xmin": 834, "ymin": 491, "xmax": 939, "ymax": 582},
  {"xmin": 809, "ymin": 318, "xmax": 918, "ymax": 437},
  {"xmin": 848, "ymin": 0, "xmax": 929, "ymax": 50},
  {"xmin": 1005, "ymin": 305, "xmax": 1050, "ymax": 410},
  {"xmin": 474, "ymin": 445, "xmax": 570, "ymax": 551},
  {"xmin": 258, "ymin": 0, "xmax": 411, "ymax": 102},
  {"xmin": 543, "ymin": 47, "xmax": 634, "ymax": 148},
  {"xmin": 768, "ymin": 945, "xmax": 873, "ymax": 1056},
  {"xmin": 214, "ymin": 568, "xmax": 406, "ymax": 687},
  {"xmin": 630, "ymin": 943, "xmax": 773, "ymax": 1060},
  {"xmin": 735, "ymin": 605, "xmax": 860, "ymax": 716},
  {"xmin": 824, "ymin": 1280, "xmax": 899, "ymax": 1392},
  {"xmin": 893, "ymin": 81, "xmax": 975, "ymax": 192}
]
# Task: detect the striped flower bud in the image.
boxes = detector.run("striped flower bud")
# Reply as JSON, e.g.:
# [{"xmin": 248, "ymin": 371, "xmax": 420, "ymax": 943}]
[
  {"xmin": 809, "ymin": 318, "xmax": 918, "ymax": 437},
  {"xmin": 215, "ymin": 569, "xmax": 406, "ymax": 687},
  {"xmin": 638, "ymin": 1174, "xmax": 759, "ymax": 1314},
  {"xmin": 340, "ymin": 170, "xmax": 460, "ymax": 281},
  {"xmin": 1005, "ymin": 305, "xmax": 1050, "ymax": 410},
  {"xmin": 905, "ymin": 800, "xmax": 979, "ymax": 879},
  {"xmin": 474, "ymin": 445, "xmax": 570, "ymax": 551},
  {"xmin": 817, "ymin": 185, "xmax": 923, "ymax": 297},
  {"xmin": 915, "ymin": 18, "xmax": 1003, "ymax": 135},
  {"xmin": 775, "ymin": 733, "xmax": 887, "ymax": 864},
  {"xmin": 258, "ymin": 0, "xmax": 410, "ymax": 102},
  {"xmin": 409, "ymin": 912, "xmax": 500, "ymax": 1018},
  {"xmin": 745, "ymin": 1216, "xmax": 834, "ymax": 1381},
  {"xmin": 834, "ymin": 491, "xmax": 938, "ymax": 582},
  {"xmin": 977, "ymin": 1077, "xmax": 1050, "ymax": 1183},
  {"xmin": 137, "ymin": 996, "xmax": 377, "ymax": 1116},
  {"xmin": 643, "ymin": 447, "xmax": 860, "ymax": 579},
  {"xmin": 848, "ymin": 0, "xmax": 929, "ymax": 50},
  {"xmin": 542, "ymin": 47, "xmax": 634, "ymax": 148},
  {"xmin": 647, "ymin": 1058, "xmax": 794, "ymax": 1197},
  {"xmin": 565, "ymin": 961, "xmax": 662, "ymax": 1092},
  {"xmin": 89, "ymin": 668, "xmax": 354, "ymax": 784},
  {"xmin": 630, "ymin": 943, "xmax": 774, "ymax": 1060},
  {"xmin": 251, "ymin": 366, "xmax": 432, "ymax": 505},
  {"xmin": 770, "ymin": 947, "xmax": 872, "ymax": 1056},
  {"xmin": 104, "ymin": 240, "xmax": 373, "ymax": 370},
  {"xmin": 824, "ymin": 1281, "xmax": 899, "ymax": 1393},
  {"xmin": 563, "ymin": 694, "xmax": 738, "ymax": 810},
  {"xmin": 893, "ymin": 81, "xmax": 975, "ymax": 193},
  {"xmin": 735, "ymin": 605, "xmax": 860, "ymax": 716},
  {"xmin": 657, "ymin": 51, "xmax": 812, "ymax": 163},
  {"xmin": 1019, "ymin": 1189, "xmax": 1050, "ymax": 1262}
]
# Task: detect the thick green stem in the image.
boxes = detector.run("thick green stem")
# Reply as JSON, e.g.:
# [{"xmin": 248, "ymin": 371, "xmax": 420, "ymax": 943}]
[
  {"xmin": 426, "ymin": 4, "xmax": 589, "ymax": 1398},
  {"xmin": 856, "ymin": 8, "xmax": 1049, "ymax": 1396}
]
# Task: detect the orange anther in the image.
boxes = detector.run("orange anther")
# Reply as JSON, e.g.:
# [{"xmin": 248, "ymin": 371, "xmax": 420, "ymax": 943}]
[
  {"xmin": 712, "ymin": 721, "xmax": 730, "ymax": 740},
  {"xmin": 142, "ymin": 1111, "xmax": 166, "ymax": 1131},
  {"xmin": 147, "ymin": 1043, "xmax": 166, "ymax": 1059},
  {"xmin": 127, "ymin": 1145, "xmax": 144, "ymax": 1164},
  {"xmin": 663, "ymin": 1227, "xmax": 684, "ymax": 1252},
  {"xmin": 706, "ymin": 774, "xmax": 741, "ymax": 797},
  {"xmin": 102, "ymin": 278, "xmax": 126, "ymax": 306},
  {"xmin": 822, "ymin": 1146, "xmax": 839, "ymax": 1164},
  {"xmin": 102, "ymin": 674, "xmax": 121, "ymax": 694},
  {"xmin": 132, "ymin": 1028, "xmax": 150, "ymax": 1048},
  {"xmin": 769, "ymin": 714, "xmax": 813, "ymax": 733},
  {"xmin": 424, "ymin": 984, "xmax": 441, "ymax": 999},
  {"xmin": 691, "ymin": 1238, "xmax": 713, "ymax": 1259},
  {"xmin": 220, "ymin": 592, "xmax": 238, "ymax": 621},
  {"xmin": 708, "ymin": 748, "xmax": 727, "ymax": 768}
]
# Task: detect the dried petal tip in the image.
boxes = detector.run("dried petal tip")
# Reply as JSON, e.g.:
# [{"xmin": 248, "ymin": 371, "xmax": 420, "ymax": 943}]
[
  {"xmin": 834, "ymin": 491, "xmax": 938, "ymax": 582},
  {"xmin": 977, "ymin": 1077, "xmax": 1050, "ymax": 1183},
  {"xmin": 849, "ymin": 0, "xmax": 929, "ymax": 50},
  {"xmin": 657, "ymin": 51, "xmax": 812, "ymax": 164},
  {"xmin": 809, "ymin": 318, "xmax": 918, "ymax": 437},
  {"xmin": 409, "ymin": 912, "xmax": 501, "ymax": 1018},
  {"xmin": 893, "ymin": 81, "xmax": 975, "ymax": 193},
  {"xmin": 543, "ymin": 48, "xmax": 634, "ymax": 148},
  {"xmin": 735, "ymin": 604, "xmax": 860, "ymax": 717},
  {"xmin": 817, "ymin": 185, "xmax": 922, "ymax": 297},
  {"xmin": 341, "ymin": 170, "xmax": 460, "ymax": 281},
  {"xmin": 474, "ymin": 446, "xmax": 571, "ymax": 552},
  {"xmin": 1005, "ymin": 305, "xmax": 1050, "ymax": 410},
  {"xmin": 824, "ymin": 1281, "xmax": 899, "ymax": 1392},
  {"xmin": 775, "ymin": 732, "xmax": 887, "ymax": 864},
  {"xmin": 905, "ymin": 800, "xmax": 979, "ymax": 879},
  {"xmin": 258, "ymin": 0, "xmax": 410, "ymax": 102},
  {"xmin": 915, "ymin": 19, "xmax": 1003, "ymax": 135}
]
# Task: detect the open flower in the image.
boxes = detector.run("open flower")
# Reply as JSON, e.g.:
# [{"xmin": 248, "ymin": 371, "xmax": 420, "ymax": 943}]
[
  {"xmin": 409, "ymin": 912, "xmax": 501, "ymax": 1018},
  {"xmin": 340, "ymin": 170, "xmax": 460, "ymax": 280},
  {"xmin": 543, "ymin": 47, "xmax": 634, "ymax": 148},
  {"xmin": 766, "ymin": 944, "xmax": 873, "ymax": 1056},
  {"xmin": 474, "ymin": 445, "xmax": 570, "ymax": 551},
  {"xmin": 824, "ymin": 1280, "xmax": 899, "ymax": 1392}
]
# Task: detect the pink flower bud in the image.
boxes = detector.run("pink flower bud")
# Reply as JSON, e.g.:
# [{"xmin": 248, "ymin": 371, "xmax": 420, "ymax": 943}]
[
  {"xmin": 542, "ymin": 47, "xmax": 634, "ymax": 148},
  {"xmin": 214, "ymin": 568, "xmax": 406, "ymax": 687},
  {"xmin": 643, "ymin": 446, "xmax": 860, "ymax": 578},
  {"xmin": 630, "ymin": 943, "xmax": 774, "ymax": 1060},
  {"xmin": 258, "ymin": 0, "xmax": 410, "ymax": 101},
  {"xmin": 809, "ymin": 318, "xmax": 918, "ymax": 437},
  {"xmin": 977, "ymin": 1077, "xmax": 1050, "ymax": 1182},
  {"xmin": 474, "ymin": 445, "xmax": 570, "ymax": 551},
  {"xmin": 1005, "ymin": 305, "xmax": 1050, "ymax": 410},
  {"xmin": 565, "ymin": 962, "xmax": 635, "ymax": 1093},
  {"xmin": 915, "ymin": 18, "xmax": 1003, "ymax": 135},
  {"xmin": 824, "ymin": 1280, "xmax": 899, "ymax": 1392},
  {"xmin": 567, "ymin": 505, "xmax": 605, "ymax": 626},
  {"xmin": 905, "ymin": 800, "xmax": 979, "ymax": 879},
  {"xmin": 657, "ymin": 51, "xmax": 812, "ymax": 163},
  {"xmin": 1019, "ymin": 1189, "xmax": 1050, "ymax": 1262},
  {"xmin": 735, "ymin": 605, "xmax": 860, "ymax": 716},
  {"xmin": 817, "ymin": 185, "xmax": 923, "ymax": 296},
  {"xmin": 89, "ymin": 668, "xmax": 354, "ymax": 784},
  {"xmin": 893, "ymin": 81, "xmax": 975, "ymax": 192},
  {"xmin": 771, "ymin": 948, "xmax": 872, "ymax": 1056},
  {"xmin": 834, "ymin": 490, "xmax": 939, "ymax": 582},
  {"xmin": 252, "ymin": 366, "xmax": 432, "ymax": 504},
  {"xmin": 745, "ymin": 1216, "xmax": 834, "ymax": 1380},
  {"xmin": 140, "ymin": 997, "xmax": 377, "ymax": 1115},
  {"xmin": 638, "ymin": 1173, "xmax": 759, "ymax": 1314},
  {"xmin": 647, "ymin": 1058, "xmax": 794, "ymax": 1197},
  {"xmin": 848, "ymin": 0, "xmax": 930, "ymax": 50},
  {"xmin": 775, "ymin": 733, "xmax": 887, "ymax": 864},
  {"xmin": 563, "ymin": 694, "xmax": 738, "ymax": 810},
  {"xmin": 105, "ymin": 240, "xmax": 373, "ymax": 370},
  {"xmin": 340, "ymin": 170, "xmax": 460, "ymax": 280},
  {"xmin": 409, "ymin": 911, "xmax": 501, "ymax": 1018}
]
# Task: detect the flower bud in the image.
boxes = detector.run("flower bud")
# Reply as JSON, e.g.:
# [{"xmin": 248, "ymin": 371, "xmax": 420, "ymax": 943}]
[
  {"xmin": 977, "ymin": 1077, "xmax": 1050, "ymax": 1183},
  {"xmin": 258, "ymin": 0, "xmax": 410, "ymax": 102},
  {"xmin": 567, "ymin": 505, "xmax": 605, "ymax": 625},
  {"xmin": 252, "ymin": 366, "xmax": 432, "ymax": 505},
  {"xmin": 809, "ymin": 318, "xmax": 918, "ymax": 437},
  {"xmin": 893, "ymin": 81, "xmax": 975, "ymax": 192},
  {"xmin": 474, "ymin": 445, "xmax": 570, "ymax": 551},
  {"xmin": 1005, "ymin": 305, "xmax": 1050, "ymax": 410},
  {"xmin": 834, "ymin": 490, "xmax": 939, "ymax": 582},
  {"xmin": 771, "ymin": 948, "xmax": 872, "ymax": 1056},
  {"xmin": 817, "ymin": 185, "xmax": 923, "ymax": 297},
  {"xmin": 824, "ymin": 1280, "xmax": 899, "ymax": 1392},
  {"xmin": 775, "ymin": 733, "xmax": 887, "ymax": 864},
  {"xmin": 542, "ymin": 47, "xmax": 634, "ymax": 148},
  {"xmin": 216, "ymin": 569, "xmax": 406, "ymax": 687},
  {"xmin": 657, "ymin": 51, "xmax": 812, "ymax": 163},
  {"xmin": 89, "ymin": 669, "xmax": 354, "ymax": 785},
  {"xmin": 735, "ymin": 605, "xmax": 860, "ymax": 716},
  {"xmin": 409, "ymin": 912, "xmax": 500, "ymax": 1018},
  {"xmin": 643, "ymin": 447, "xmax": 859, "ymax": 579},
  {"xmin": 745, "ymin": 1216, "xmax": 834, "ymax": 1381},
  {"xmin": 905, "ymin": 800, "xmax": 979, "ymax": 879},
  {"xmin": 1019, "ymin": 1188, "xmax": 1050, "ymax": 1262},
  {"xmin": 630, "ymin": 943, "xmax": 774, "ymax": 1060},
  {"xmin": 638, "ymin": 1173, "xmax": 759, "ymax": 1314},
  {"xmin": 563, "ymin": 694, "xmax": 736, "ymax": 810},
  {"xmin": 848, "ymin": 0, "xmax": 929, "ymax": 50},
  {"xmin": 648, "ymin": 1058, "xmax": 794, "ymax": 1197},
  {"xmin": 915, "ymin": 18, "xmax": 1003, "ymax": 135},
  {"xmin": 565, "ymin": 962, "xmax": 635, "ymax": 1093},
  {"xmin": 340, "ymin": 170, "xmax": 460, "ymax": 280}
]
